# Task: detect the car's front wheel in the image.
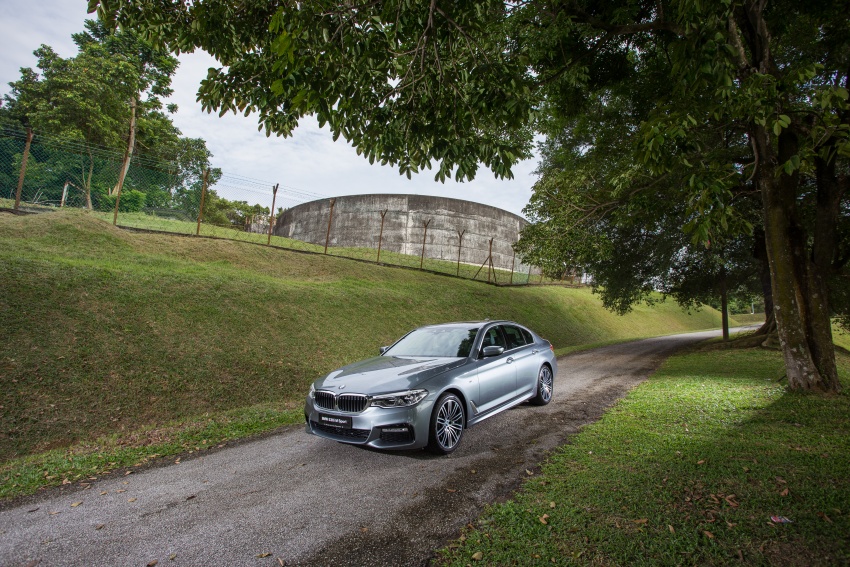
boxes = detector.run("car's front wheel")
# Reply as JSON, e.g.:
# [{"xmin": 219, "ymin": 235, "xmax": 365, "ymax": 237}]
[
  {"xmin": 427, "ymin": 393, "xmax": 465, "ymax": 454},
  {"xmin": 530, "ymin": 364, "xmax": 554, "ymax": 406}
]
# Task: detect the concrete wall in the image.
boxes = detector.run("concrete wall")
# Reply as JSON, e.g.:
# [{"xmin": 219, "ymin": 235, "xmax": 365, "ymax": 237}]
[{"xmin": 274, "ymin": 194, "xmax": 529, "ymax": 271}]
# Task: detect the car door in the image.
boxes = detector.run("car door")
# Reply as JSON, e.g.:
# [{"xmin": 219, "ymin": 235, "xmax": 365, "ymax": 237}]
[
  {"xmin": 500, "ymin": 324, "xmax": 539, "ymax": 398},
  {"xmin": 474, "ymin": 325, "xmax": 517, "ymax": 413}
]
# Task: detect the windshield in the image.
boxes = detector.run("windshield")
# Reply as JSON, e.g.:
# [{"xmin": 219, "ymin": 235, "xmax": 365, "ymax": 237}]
[{"xmin": 385, "ymin": 327, "xmax": 480, "ymax": 358}]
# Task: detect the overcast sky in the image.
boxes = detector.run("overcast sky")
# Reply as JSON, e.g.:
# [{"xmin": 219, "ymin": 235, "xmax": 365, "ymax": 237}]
[{"xmin": 0, "ymin": 1, "xmax": 539, "ymax": 216}]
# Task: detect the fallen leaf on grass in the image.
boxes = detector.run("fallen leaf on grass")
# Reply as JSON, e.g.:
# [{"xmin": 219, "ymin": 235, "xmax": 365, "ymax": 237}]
[
  {"xmin": 668, "ymin": 525, "xmax": 675, "ymax": 534},
  {"xmin": 526, "ymin": 469, "xmax": 534, "ymax": 476},
  {"xmin": 471, "ymin": 551, "xmax": 484, "ymax": 561},
  {"xmin": 539, "ymin": 514, "xmax": 549, "ymax": 525},
  {"xmin": 818, "ymin": 512, "xmax": 833, "ymax": 523},
  {"xmin": 697, "ymin": 460, "xmax": 705, "ymax": 465},
  {"xmin": 703, "ymin": 531, "xmax": 715, "ymax": 539},
  {"xmin": 633, "ymin": 518, "xmax": 648, "ymax": 525},
  {"xmin": 725, "ymin": 495, "xmax": 739, "ymax": 508},
  {"xmin": 780, "ymin": 488, "xmax": 789, "ymax": 497},
  {"xmin": 549, "ymin": 502, "xmax": 556, "ymax": 509}
]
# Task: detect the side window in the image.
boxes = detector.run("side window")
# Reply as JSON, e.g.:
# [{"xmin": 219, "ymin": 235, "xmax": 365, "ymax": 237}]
[
  {"xmin": 501, "ymin": 325, "xmax": 528, "ymax": 350},
  {"xmin": 520, "ymin": 328, "xmax": 534, "ymax": 345},
  {"xmin": 480, "ymin": 326, "xmax": 507, "ymax": 353}
]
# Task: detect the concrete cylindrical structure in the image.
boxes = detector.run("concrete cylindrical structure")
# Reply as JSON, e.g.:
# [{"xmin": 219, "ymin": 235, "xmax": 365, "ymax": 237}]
[{"xmin": 274, "ymin": 194, "xmax": 528, "ymax": 271}]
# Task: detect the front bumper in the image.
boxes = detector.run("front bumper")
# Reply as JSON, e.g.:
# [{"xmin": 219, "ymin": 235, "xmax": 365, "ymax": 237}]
[{"xmin": 304, "ymin": 396, "xmax": 435, "ymax": 450}]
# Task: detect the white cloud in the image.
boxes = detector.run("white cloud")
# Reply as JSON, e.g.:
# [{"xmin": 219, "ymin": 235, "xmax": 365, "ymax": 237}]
[{"xmin": 1, "ymin": 1, "xmax": 539, "ymax": 217}]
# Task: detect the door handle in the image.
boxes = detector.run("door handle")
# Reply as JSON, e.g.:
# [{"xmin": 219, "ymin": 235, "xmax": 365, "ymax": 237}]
[
  {"xmin": 532, "ymin": 349, "xmax": 539, "ymax": 354},
  {"xmin": 506, "ymin": 357, "xmax": 514, "ymax": 364}
]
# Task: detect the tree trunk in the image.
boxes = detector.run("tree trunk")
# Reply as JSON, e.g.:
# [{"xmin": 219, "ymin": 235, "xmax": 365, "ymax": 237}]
[
  {"xmin": 752, "ymin": 229, "xmax": 776, "ymax": 336},
  {"xmin": 84, "ymin": 150, "xmax": 94, "ymax": 210},
  {"xmin": 112, "ymin": 96, "xmax": 137, "ymax": 196},
  {"xmin": 755, "ymin": 126, "xmax": 838, "ymax": 392},
  {"xmin": 738, "ymin": 1, "xmax": 839, "ymax": 393},
  {"xmin": 720, "ymin": 265, "xmax": 729, "ymax": 341}
]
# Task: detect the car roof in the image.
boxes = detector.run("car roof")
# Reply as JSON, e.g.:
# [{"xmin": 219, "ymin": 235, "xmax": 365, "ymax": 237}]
[{"xmin": 420, "ymin": 320, "xmax": 513, "ymax": 329}]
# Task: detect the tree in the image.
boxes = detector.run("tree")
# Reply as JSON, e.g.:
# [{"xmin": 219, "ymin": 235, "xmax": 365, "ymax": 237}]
[
  {"xmin": 73, "ymin": 19, "xmax": 179, "ymax": 197},
  {"xmin": 3, "ymin": 43, "xmax": 138, "ymax": 208},
  {"xmin": 3, "ymin": 21, "xmax": 219, "ymax": 215},
  {"xmin": 90, "ymin": 0, "xmax": 850, "ymax": 392}
]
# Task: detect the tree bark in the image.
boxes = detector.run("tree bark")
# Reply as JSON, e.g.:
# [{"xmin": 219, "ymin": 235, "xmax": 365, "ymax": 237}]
[
  {"xmin": 84, "ymin": 150, "xmax": 94, "ymax": 210},
  {"xmin": 752, "ymin": 229, "xmax": 776, "ymax": 336},
  {"xmin": 755, "ymin": 126, "xmax": 837, "ymax": 392},
  {"xmin": 738, "ymin": 2, "xmax": 839, "ymax": 393},
  {"xmin": 112, "ymin": 96, "xmax": 137, "ymax": 196}
]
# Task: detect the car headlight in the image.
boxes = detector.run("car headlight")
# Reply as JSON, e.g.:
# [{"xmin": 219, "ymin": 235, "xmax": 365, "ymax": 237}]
[
  {"xmin": 308, "ymin": 383, "xmax": 315, "ymax": 399},
  {"xmin": 370, "ymin": 389, "xmax": 428, "ymax": 408}
]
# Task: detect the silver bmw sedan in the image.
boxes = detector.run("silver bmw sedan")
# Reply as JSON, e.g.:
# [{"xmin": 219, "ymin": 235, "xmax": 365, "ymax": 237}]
[{"xmin": 304, "ymin": 320, "xmax": 557, "ymax": 454}]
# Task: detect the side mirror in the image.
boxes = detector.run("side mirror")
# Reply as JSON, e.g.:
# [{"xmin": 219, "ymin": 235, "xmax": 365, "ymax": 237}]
[
  {"xmin": 379, "ymin": 346, "xmax": 389, "ymax": 355},
  {"xmin": 482, "ymin": 345, "xmax": 505, "ymax": 358}
]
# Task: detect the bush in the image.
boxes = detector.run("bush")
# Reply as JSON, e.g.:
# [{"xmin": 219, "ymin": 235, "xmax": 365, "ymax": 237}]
[{"xmin": 98, "ymin": 189, "xmax": 147, "ymax": 213}]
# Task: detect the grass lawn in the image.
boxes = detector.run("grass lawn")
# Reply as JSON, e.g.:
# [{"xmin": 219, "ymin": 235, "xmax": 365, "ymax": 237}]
[
  {"xmin": 438, "ymin": 346, "xmax": 850, "ymax": 566},
  {"xmin": 0, "ymin": 210, "xmax": 725, "ymax": 498}
]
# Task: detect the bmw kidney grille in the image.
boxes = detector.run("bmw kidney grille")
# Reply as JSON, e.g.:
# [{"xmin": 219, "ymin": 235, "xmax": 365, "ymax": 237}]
[{"xmin": 315, "ymin": 391, "xmax": 369, "ymax": 413}]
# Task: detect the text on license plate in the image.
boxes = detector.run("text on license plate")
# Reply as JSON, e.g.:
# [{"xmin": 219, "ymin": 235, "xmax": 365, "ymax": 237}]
[{"xmin": 318, "ymin": 413, "xmax": 352, "ymax": 429}]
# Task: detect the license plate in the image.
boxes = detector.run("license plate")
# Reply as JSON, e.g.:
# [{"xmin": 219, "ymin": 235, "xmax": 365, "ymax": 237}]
[{"xmin": 318, "ymin": 413, "xmax": 352, "ymax": 429}]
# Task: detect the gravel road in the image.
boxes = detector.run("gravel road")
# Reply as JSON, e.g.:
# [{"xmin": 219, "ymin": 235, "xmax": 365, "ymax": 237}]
[{"xmin": 0, "ymin": 329, "xmax": 730, "ymax": 567}]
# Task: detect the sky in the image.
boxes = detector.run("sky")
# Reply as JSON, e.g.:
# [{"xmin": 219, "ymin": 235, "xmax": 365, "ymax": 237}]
[{"xmin": 0, "ymin": 1, "xmax": 540, "ymax": 217}]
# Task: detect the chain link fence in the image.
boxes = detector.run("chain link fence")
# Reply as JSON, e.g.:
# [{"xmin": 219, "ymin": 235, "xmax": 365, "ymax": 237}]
[{"xmin": 2, "ymin": 126, "xmax": 565, "ymax": 285}]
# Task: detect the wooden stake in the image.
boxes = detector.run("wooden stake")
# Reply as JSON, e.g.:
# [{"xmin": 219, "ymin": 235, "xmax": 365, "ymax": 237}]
[
  {"xmin": 377, "ymin": 209, "xmax": 388, "ymax": 262},
  {"xmin": 14, "ymin": 128, "xmax": 33, "ymax": 211},
  {"xmin": 456, "ymin": 229, "xmax": 466, "ymax": 276},
  {"xmin": 196, "ymin": 169, "xmax": 209, "ymax": 236},
  {"xmin": 324, "ymin": 198, "xmax": 336, "ymax": 254},
  {"xmin": 267, "ymin": 183, "xmax": 279, "ymax": 245},
  {"xmin": 420, "ymin": 219, "xmax": 432, "ymax": 270}
]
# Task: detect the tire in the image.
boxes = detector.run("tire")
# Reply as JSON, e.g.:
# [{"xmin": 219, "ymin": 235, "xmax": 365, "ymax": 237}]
[
  {"xmin": 426, "ymin": 393, "xmax": 465, "ymax": 454},
  {"xmin": 530, "ymin": 364, "xmax": 554, "ymax": 406}
]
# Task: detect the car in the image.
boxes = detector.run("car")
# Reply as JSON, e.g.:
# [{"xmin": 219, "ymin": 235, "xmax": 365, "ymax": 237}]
[{"xmin": 304, "ymin": 320, "xmax": 557, "ymax": 454}]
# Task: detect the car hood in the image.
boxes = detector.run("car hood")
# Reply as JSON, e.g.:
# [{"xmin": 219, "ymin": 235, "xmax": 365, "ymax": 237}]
[{"xmin": 313, "ymin": 356, "xmax": 466, "ymax": 394}]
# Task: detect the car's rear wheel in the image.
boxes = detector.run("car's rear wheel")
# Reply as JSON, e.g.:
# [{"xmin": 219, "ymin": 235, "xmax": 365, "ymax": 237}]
[
  {"xmin": 427, "ymin": 393, "xmax": 465, "ymax": 454},
  {"xmin": 530, "ymin": 364, "xmax": 553, "ymax": 406}
]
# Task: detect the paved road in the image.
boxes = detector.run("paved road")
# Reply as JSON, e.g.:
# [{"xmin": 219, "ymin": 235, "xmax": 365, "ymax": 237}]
[{"xmin": 0, "ymin": 329, "xmax": 733, "ymax": 567}]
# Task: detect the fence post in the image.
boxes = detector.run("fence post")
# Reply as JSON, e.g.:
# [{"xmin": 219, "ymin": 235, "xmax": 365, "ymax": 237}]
[
  {"xmin": 111, "ymin": 177, "xmax": 123, "ymax": 226},
  {"xmin": 324, "ymin": 198, "xmax": 336, "ymax": 254},
  {"xmin": 377, "ymin": 208, "xmax": 388, "ymax": 262},
  {"xmin": 14, "ymin": 128, "xmax": 34, "ymax": 211},
  {"xmin": 196, "ymin": 168, "xmax": 209, "ymax": 236},
  {"xmin": 456, "ymin": 229, "xmax": 466, "ymax": 276},
  {"xmin": 510, "ymin": 249, "xmax": 516, "ymax": 284},
  {"xmin": 420, "ymin": 218, "xmax": 432, "ymax": 269},
  {"xmin": 267, "ymin": 183, "xmax": 279, "ymax": 245},
  {"xmin": 487, "ymin": 238, "xmax": 494, "ymax": 284}
]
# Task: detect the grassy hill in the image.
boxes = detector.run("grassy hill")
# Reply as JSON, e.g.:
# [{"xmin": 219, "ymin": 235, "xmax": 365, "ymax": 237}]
[{"xmin": 0, "ymin": 210, "xmax": 727, "ymax": 496}]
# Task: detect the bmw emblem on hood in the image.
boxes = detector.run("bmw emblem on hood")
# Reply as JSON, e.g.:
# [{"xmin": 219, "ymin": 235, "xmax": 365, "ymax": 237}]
[{"xmin": 338, "ymin": 384, "xmax": 346, "ymax": 390}]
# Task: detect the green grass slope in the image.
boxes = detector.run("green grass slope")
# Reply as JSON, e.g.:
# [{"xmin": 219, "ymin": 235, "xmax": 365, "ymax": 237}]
[
  {"xmin": 438, "ymin": 346, "xmax": 850, "ymax": 566},
  {"xmin": 0, "ymin": 210, "xmax": 723, "ymax": 495}
]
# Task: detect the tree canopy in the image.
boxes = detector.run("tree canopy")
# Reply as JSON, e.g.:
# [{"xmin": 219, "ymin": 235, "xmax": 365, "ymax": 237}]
[
  {"xmin": 2, "ymin": 19, "xmax": 220, "ymax": 214},
  {"xmin": 90, "ymin": 0, "xmax": 850, "ymax": 393}
]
